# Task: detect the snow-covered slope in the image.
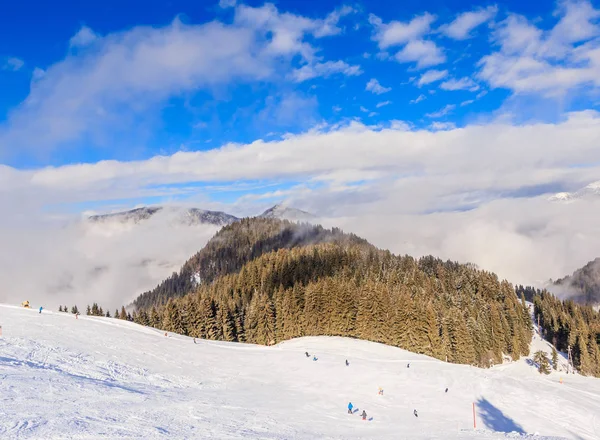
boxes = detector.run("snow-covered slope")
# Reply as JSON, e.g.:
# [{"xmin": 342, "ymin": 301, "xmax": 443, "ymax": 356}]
[
  {"xmin": 259, "ymin": 204, "xmax": 316, "ymax": 222},
  {"xmin": 1, "ymin": 304, "xmax": 598, "ymax": 440}
]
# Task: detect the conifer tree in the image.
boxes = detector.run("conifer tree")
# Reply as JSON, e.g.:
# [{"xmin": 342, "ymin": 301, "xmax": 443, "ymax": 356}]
[
  {"xmin": 119, "ymin": 306, "xmax": 127, "ymax": 320},
  {"xmin": 71, "ymin": 305, "xmax": 79, "ymax": 315},
  {"xmin": 86, "ymin": 305, "xmax": 91, "ymax": 315},
  {"xmin": 115, "ymin": 309, "xmax": 119, "ymax": 319},
  {"xmin": 533, "ymin": 350, "xmax": 551, "ymax": 374},
  {"xmin": 551, "ymin": 347, "xmax": 558, "ymax": 370},
  {"xmin": 59, "ymin": 306, "xmax": 63, "ymax": 312},
  {"xmin": 106, "ymin": 310, "xmax": 111, "ymax": 318}
]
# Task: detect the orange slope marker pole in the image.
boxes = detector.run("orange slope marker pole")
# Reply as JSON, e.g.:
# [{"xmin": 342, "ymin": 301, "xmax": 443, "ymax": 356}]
[{"xmin": 472, "ymin": 402, "xmax": 476, "ymax": 429}]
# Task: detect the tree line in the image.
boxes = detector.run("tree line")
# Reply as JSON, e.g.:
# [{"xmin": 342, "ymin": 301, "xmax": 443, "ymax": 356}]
[{"xmin": 58, "ymin": 304, "xmax": 133, "ymax": 321}]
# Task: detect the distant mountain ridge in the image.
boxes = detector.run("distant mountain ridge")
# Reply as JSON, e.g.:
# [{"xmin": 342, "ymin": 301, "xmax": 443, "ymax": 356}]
[
  {"xmin": 548, "ymin": 181, "xmax": 600, "ymax": 202},
  {"xmin": 88, "ymin": 206, "xmax": 238, "ymax": 226},
  {"xmin": 552, "ymin": 257, "xmax": 600, "ymax": 305},
  {"xmin": 87, "ymin": 204, "xmax": 315, "ymax": 226}
]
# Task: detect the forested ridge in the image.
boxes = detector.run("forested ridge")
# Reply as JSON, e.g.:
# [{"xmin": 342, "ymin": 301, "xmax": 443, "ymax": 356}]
[
  {"xmin": 131, "ymin": 218, "xmax": 533, "ymax": 369},
  {"xmin": 517, "ymin": 285, "xmax": 600, "ymax": 376},
  {"xmin": 133, "ymin": 218, "xmax": 368, "ymax": 310}
]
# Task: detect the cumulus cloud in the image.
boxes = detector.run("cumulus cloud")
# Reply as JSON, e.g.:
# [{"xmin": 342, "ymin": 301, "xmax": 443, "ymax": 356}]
[
  {"xmin": 425, "ymin": 103, "xmax": 456, "ymax": 118},
  {"xmin": 69, "ymin": 26, "xmax": 100, "ymax": 48},
  {"xmin": 366, "ymin": 78, "xmax": 391, "ymax": 94},
  {"xmin": 376, "ymin": 100, "xmax": 391, "ymax": 108},
  {"xmin": 410, "ymin": 94, "xmax": 426, "ymax": 104},
  {"xmin": 291, "ymin": 60, "xmax": 362, "ymax": 82},
  {"xmin": 442, "ymin": 5, "xmax": 498, "ymax": 40},
  {"xmin": 2, "ymin": 57, "xmax": 24, "ymax": 71},
  {"xmin": 417, "ymin": 69, "xmax": 448, "ymax": 86},
  {"xmin": 0, "ymin": 4, "xmax": 351, "ymax": 157},
  {"xmin": 440, "ymin": 77, "xmax": 480, "ymax": 91},
  {"xmin": 369, "ymin": 12, "xmax": 436, "ymax": 49},
  {"xmin": 394, "ymin": 39, "xmax": 446, "ymax": 69},
  {"xmin": 219, "ymin": 0, "xmax": 237, "ymax": 8},
  {"xmin": 478, "ymin": 1, "xmax": 600, "ymax": 95}
]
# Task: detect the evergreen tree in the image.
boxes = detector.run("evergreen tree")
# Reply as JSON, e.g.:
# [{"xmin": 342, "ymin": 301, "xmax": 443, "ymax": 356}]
[
  {"xmin": 106, "ymin": 310, "xmax": 111, "ymax": 318},
  {"xmin": 59, "ymin": 306, "xmax": 63, "ymax": 312},
  {"xmin": 86, "ymin": 305, "xmax": 91, "ymax": 316},
  {"xmin": 71, "ymin": 305, "xmax": 79, "ymax": 315},
  {"xmin": 115, "ymin": 309, "xmax": 119, "ymax": 319},
  {"xmin": 551, "ymin": 347, "xmax": 558, "ymax": 370},
  {"xmin": 533, "ymin": 350, "xmax": 551, "ymax": 374},
  {"xmin": 119, "ymin": 306, "xmax": 127, "ymax": 320}
]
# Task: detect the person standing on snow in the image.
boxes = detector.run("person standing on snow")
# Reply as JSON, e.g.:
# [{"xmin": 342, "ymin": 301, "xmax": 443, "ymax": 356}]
[
  {"xmin": 39, "ymin": 306, "xmax": 43, "ymax": 314},
  {"xmin": 313, "ymin": 355, "xmax": 318, "ymax": 361},
  {"xmin": 305, "ymin": 352, "xmax": 310, "ymax": 357},
  {"xmin": 361, "ymin": 410, "xmax": 367, "ymax": 420},
  {"xmin": 413, "ymin": 409, "xmax": 418, "ymax": 417},
  {"xmin": 347, "ymin": 402, "xmax": 353, "ymax": 414},
  {"xmin": 407, "ymin": 363, "xmax": 410, "ymax": 368},
  {"xmin": 345, "ymin": 359, "xmax": 349, "ymax": 366}
]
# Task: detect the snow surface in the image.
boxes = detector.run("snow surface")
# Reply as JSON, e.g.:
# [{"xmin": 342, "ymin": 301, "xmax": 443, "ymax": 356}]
[{"xmin": 1, "ymin": 304, "xmax": 599, "ymax": 439}]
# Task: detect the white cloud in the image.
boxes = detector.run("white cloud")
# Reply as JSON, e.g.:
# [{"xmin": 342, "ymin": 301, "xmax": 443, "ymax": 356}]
[
  {"xmin": 3, "ymin": 57, "xmax": 24, "ymax": 71},
  {"xmin": 291, "ymin": 60, "xmax": 362, "ymax": 82},
  {"xmin": 376, "ymin": 100, "xmax": 391, "ymax": 108},
  {"xmin": 425, "ymin": 104, "xmax": 455, "ymax": 118},
  {"xmin": 366, "ymin": 78, "xmax": 391, "ymax": 94},
  {"xmin": 219, "ymin": 0, "xmax": 237, "ymax": 8},
  {"xmin": 410, "ymin": 94, "xmax": 426, "ymax": 104},
  {"xmin": 478, "ymin": 1, "xmax": 600, "ymax": 95},
  {"xmin": 359, "ymin": 106, "xmax": 369, "ymax": 113},
  {"xmin": 395, "ymin": 40, "xmax": 446, "ymax": 69},
  {"xmin": 429, "ymin": 121, "xmax": 456, "ymax": 130},
  {"xmin": 368, "ymin": 111, "xmax": 378, "ymax": 117},
  {"xmin": 314, "ymin": 5, "xmax": 356, "ymax": 38},
  {"xmin": 440, "ymin": 77, "xmax": 480, "ymax": 91},
  {"xmin": 69, "ymin": 26, "xmax": 100, "ymax": 48},
  {"xmin": 442, "ymin": 6, "xmax": 498, "ymax": 40},
  {"xmin": 333, "ymin": 105, "xmax": 342, "ymax": 112},
  {"xmin": 417, "ymin": 69, "xmax": 448, "ymax": 86},
  {"xmin": 0, "ymin": 5, "xmax": 351, "ymax": 156},
  {"xmin": 460, "ymin": 99, "xmax": 474, "ymax": 106},
  {"xmin": 369, "ymin": 12, "xmax": 436, "ymax": 49}
]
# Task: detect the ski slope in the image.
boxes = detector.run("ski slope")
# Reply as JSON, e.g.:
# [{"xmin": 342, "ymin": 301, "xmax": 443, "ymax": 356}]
[{"xmin": 1, "ymin": 304, "xmax": 599, "ymax": 439}]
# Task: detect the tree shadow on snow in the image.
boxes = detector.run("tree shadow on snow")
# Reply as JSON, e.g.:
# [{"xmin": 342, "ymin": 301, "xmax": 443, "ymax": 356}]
[{"xmin": 476, "ymin": 398, "xmax": 525, "ymax": 435}]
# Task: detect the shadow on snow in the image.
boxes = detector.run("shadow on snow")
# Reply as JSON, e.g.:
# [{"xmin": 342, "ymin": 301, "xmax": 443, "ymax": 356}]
[{"xmin": 476, "ymin": 397, "xmax": 525, "ymax": 435}]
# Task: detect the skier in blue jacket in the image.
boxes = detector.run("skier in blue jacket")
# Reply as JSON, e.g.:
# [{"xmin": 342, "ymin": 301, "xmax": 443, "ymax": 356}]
[
  {"xmin": 39, "ymin": 306, "xmax": 43, "ymax": 314},
  {"xmin": 347, "ymin": 402, "xmax": 353, "ymax": 414}
]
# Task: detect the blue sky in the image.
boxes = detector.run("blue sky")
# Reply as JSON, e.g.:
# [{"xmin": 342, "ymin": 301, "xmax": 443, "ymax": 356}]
[{"xmin": 1, "ymin": 0, "xmax": 600, "ymax": 215}]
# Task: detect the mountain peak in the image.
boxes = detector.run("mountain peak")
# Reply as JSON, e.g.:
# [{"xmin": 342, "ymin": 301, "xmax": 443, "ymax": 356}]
[{"xmin": 258, "ymin": 204, "xmax": 315, "ymax": 222}]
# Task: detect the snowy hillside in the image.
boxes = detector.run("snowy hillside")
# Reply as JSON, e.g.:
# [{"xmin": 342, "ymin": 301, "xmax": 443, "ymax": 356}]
[
  {"xmin": 259, "ymin": 203, "xmax": 316, "ymax": 222},
  {"xmin": 1, "ymin": 304, "xmax": 599, "ymax": 440}
]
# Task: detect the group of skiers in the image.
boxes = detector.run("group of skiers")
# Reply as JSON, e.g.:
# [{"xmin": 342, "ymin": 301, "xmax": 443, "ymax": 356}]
[{"xmin": 305, "ymin": 352, "xmax": 450, "ymax": 423}]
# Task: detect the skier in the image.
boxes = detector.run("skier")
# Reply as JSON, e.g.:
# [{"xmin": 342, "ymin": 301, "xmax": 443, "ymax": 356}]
[
  {"xmin": 313, "ymin": 355, "xmax": 318, "ymax": 361},
  {"xmin": 345, "ymin": 359, "xmax": 349, "ymax": 366},
  {"xmin": 193, "ymin": 338, "xmax": 197, "ymax": 344},
  {"xmin": 407, "ymin": 363, "xmax": 410, "ymax": 368},
  {"xmin": 378, "ymin": 387, "xmax": 384, "ymax": 396},
  {"xmin": 361, "ymin": 410, "xmax": 367, "ymax": 421},
  {"xmin": 445, "ymin": 387, "xmax": 448, "ymax": 393},
  {"xmin": 305, "ymin": 352, "xmax": 310, "ymax": 358},
  {"xmin": 413, "ymin": 409, "xmax": 418, "ymax": 417},
  {"xmin": 39, "ymin": 306, "xmax": 43, "ymax": 314},
  {"xmin": 347, "ymin": 402, "xmax": 353, "ymax": 414}
]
